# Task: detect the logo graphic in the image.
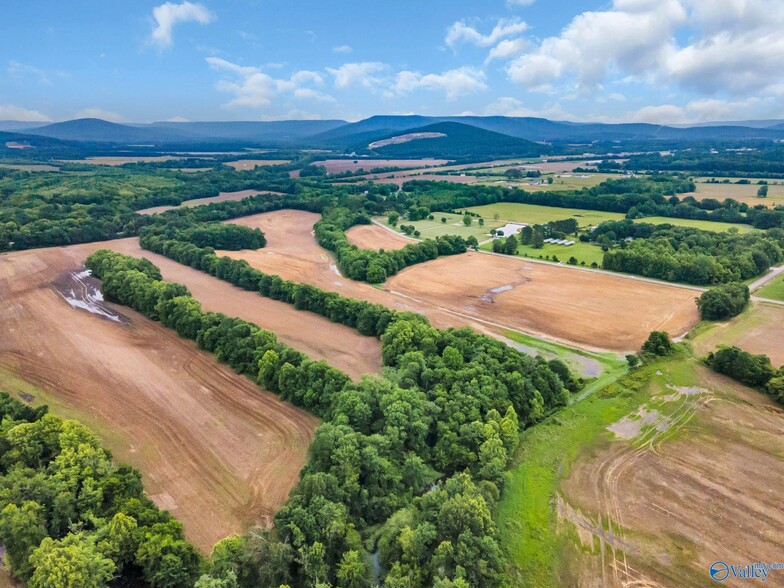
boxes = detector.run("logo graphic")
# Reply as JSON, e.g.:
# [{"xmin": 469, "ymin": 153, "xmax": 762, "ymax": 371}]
[{"xmin": 710, "ymin": 562, "xmax": 730, "ymax": 582}]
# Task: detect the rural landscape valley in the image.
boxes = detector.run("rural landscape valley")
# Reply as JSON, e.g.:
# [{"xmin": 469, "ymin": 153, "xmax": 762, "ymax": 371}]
[{"xmin": 2, "ymin": 2, "xmax": 784, "ymax": 587}]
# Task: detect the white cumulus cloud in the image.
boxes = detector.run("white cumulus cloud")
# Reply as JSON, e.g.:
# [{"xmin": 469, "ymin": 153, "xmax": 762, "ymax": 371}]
[
  {"xmin": 150, "ymin": 2, "xmax": 214, "ymax": 48},
  {"xmin": 0, "ymin": 104, "xmax": 51, "ymax": 122},
  {"xmin": 207, "ymin": 57, "xmax": 335, "ymax": 110},
  {"xmin": 326, "ymin": 62, "xmax": 388, "ymax": 90},
  {"xmin": 446, "ymin": 18, "xmax": 528, "ymax": 49},
  {"xmin": 332, "ymin": 45, "xmax": 353, "ymax": 54},
  {"xmin": 394, "ymin": 67, "xmax": 487, "ymax": 100}
]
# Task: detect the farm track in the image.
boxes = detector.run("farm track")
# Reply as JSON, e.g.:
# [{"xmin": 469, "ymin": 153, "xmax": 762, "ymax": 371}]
[{"xmin": 561, "ymin": 365, "xmax": 784, "ymax": 586}]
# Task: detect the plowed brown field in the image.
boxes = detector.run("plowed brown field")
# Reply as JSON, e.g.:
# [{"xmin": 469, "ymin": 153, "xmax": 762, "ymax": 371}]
[
  {"xmin": 345, "ymin": 224, "xmax": 415, "ymax": 250},
  {"xmin": 560, "ymin": 365, "xmax": 784, "ymax": 587},
  {"xmin": 0, "ymin": 245, "xmax": 320, "ymax": 551},
  {"xmin": 223, "ymin": 211, "xmax": 700, "ymax": 352}
]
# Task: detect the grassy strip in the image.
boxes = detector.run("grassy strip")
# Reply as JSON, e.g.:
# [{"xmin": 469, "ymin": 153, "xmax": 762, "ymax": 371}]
[
  {"xmin": 756, "ymin": 274, "xmax": 784, "ymax": 301},
  {"xmin": 497, "ymin": 364, "xmax": 653, "ymax": 587}
]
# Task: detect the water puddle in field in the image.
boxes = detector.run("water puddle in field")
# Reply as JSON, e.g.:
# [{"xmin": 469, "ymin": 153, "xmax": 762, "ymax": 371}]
[
  {"xmin": 53, "ymin": 269, "xmax": 126, "ymax": 323},
  {"xmin": 608, "ymin": 407, "xmax": 665, "ymax": 440},
  {"xmin": 658, "ymin": 384, "xmax": 710, "ymax": 402},
  {"xmin": 479, "ymin": 283, "xmax": 515, "ymax": 303}
]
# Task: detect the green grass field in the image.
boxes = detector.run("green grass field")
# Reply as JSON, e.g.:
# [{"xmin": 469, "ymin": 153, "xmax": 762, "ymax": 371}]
[
  {"xmin": 479, "ymin": 240, "xmax": 604, "ymax": 267},
  {"xmin": 472, "ymin": 173, "xmax": 618, "ymax": 193},
  {"xmin": 465, "ymin": 203, "xmax": 755, "ymax": 233},
  {"xmin": 466, "ymin": 202, "xmax": 625, "ymax": 228},
  {"xmin": 756, "ymin": 275, "xmax": 784, "ymax": 301},
  {"xmin": 635, "ymin": 216, "xmax": 755, "ymax": 233},
  {"xmin": 380, "ymin": 212, "xmax": 505, "ymax": 240}
]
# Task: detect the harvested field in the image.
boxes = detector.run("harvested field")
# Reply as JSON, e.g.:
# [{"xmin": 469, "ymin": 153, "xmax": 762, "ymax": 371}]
[
  {"xmin": 559, "ymin": 363, "xmax": 784, "ymax": 587},
  {"xmin": 80, "ymin": 239, "xmax": 382, "ymax": 378},
  {"xmin": 386, "ymin": 253, "xmax": 700, "ymax": 352},
  {"xmin": 225, "ymin": 159, "xmax": 291, "ymax": 170},
  {"xmin": 0, "ymin": 246, "xmax": 320, "ymax": 551},
  {"xmin": 312, "ymin": 158, "xmax": 448, "ymax": 173},
  {"xmin": 222, "ymin": 211, "xmax": 699, "ymax": 352},
  {"xmin": 345, "ymin": 224, "xmax": 415, "ymax": 250},
  {"xmin": 362, "ymin": 173, "xmax": 478, "ymax": 186},
  {"xmin": 136, "ymin": 189, "xmax": 285, "ymax": 215},
  {"xmin": 691, "ymin": 301, "xmax": 784, "ymax": 366},
  {"xmin": 688, "ymin": 179, "xmax": 784, "ymax": 206},
  {"xmin": 61, "ymin": 156, "xmax": 186, "ymax": 166}
]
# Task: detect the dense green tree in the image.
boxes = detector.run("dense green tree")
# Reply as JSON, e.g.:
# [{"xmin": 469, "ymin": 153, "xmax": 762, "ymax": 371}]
[{"xmin": 28, "ymin": 534, "xmax": 115, "ymax": 588}]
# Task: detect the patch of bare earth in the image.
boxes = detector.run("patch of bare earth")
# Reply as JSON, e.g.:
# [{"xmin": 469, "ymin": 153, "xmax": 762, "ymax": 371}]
[
  {"xmin": 559, "ymin": 366, "xmax": 784, "ymax": 587},
  {"xmin": 386, "ymin": 253, "xmax": 700, "ymax": 352},
  {"xmin": 0, "ymin": 246, "xmax": 320, "ymax": 552},
  {"xmin": 225, "ymin": 159, "xmax": 291, "ymax": 170},
  {"xmin": 345, "ymin": 224, "xmax": 415, "ymax": 250}
]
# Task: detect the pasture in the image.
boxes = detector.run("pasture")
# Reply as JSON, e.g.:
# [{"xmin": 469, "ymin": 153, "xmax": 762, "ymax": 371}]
[
  {"xmin": 379, "ymin": 212, "xmax": 505, "ymax": 241},
  {"xmin": 482, "ymin": 240, "xmax": 605, "ymax": 267},
  {"xmin": 756, "ymin": 275, "xmax": 784, "ymax": 301},
  {"xmin": 0, "ymin": 244, "xmax": 320, "ymax": 551},
  {"xmin": 637, "ymin": 215, "xmax": 755, "ymax": 233},
  {"xmin": 466, "ymin": 202, "xmax": 625, "ymax": 227}
]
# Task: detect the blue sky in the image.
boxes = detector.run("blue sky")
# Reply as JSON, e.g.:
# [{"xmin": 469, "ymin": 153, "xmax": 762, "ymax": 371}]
[{"xmin": 2, "ymin": 0, "xmax": 783, "ymax": 123}]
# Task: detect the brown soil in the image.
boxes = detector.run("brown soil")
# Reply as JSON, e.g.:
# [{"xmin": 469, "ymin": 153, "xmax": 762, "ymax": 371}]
[
  {"xmin": 61, "ymin": 156, "xmax": 185, "ymax": 166},
  {"xmin": 136, "ymin": 190, "xmax": 285, "ymax": 215},
  {"xmin": 560, "ymin": 365, "xmax": 784, "ymax": 587},
  {"xmin": 687, "ymin": 181, "xmax": 784, "ymax": 206},
  {"xmin": 691, "ymin": 301, "xmax": 784, "ymax": 366},
  {"xmin": 225, "ymin": 159, "xmax": 291, "ymax": 170},
  {"xmin": 312, "ymin": 158, "xmax": 448, "ymax": 173},
  {"xmin": 345, "ymin": 224, "xmax": 415, "ymax": 250},
  {"xmin": 223, "ymin": 211, "xmax": 699, "ymax": 352},
  {"xmin": 387, "ymin": 253, "xmax": 700, "ymax": 352},
  {"xmin": 0, "ymin": 246, "xmax": 320, "ymax": 552}
]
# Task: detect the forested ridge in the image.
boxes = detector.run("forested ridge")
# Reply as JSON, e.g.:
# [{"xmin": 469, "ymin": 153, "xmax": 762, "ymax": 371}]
[{"xmin": 84, "ymin": 250, "xmax": 576, "ymax": 587}]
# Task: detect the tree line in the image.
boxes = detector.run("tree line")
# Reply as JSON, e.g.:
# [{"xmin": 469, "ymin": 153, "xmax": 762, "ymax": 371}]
[
  {"xmin": 85, "ymin": 250, "xmax": 578, "ymax": 587},
  {"xmin": 590, "ymin": 220, "xmax": 784, "ymax": 285},
  {"xmin": 0, "ymin": 392, "xmax": 203, "ymax": 587},
  {"xmin": 313, "ymin": 208, "xmax": 470, "ymax": 283}
]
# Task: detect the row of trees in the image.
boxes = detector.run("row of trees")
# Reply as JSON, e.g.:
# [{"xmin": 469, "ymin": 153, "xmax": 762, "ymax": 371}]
[
  {"xmin": 139, "ymin": 232, "xmax": 405, "ymax": 337},
  {"xmin": 707, "ymin": 347, "xmax": 784, "ymax": 404},
  {"xmin": 592, "ymin": 221, "xmax": 784, "ymax": 285},
  {"xmin": 86, "ymin": 251, "xmax": 577, "ymax": 587},
  {"xmin": 0, "ymin": 393, "xmax": 203, "ymax": 587},
  {"xmin": 313, "ymin": 209, "xmax": 469, "ymax": 283}
]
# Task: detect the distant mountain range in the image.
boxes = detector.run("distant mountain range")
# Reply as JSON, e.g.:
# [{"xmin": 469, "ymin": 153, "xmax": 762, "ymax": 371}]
[{"xmin": 3, "ymin": 116, "xmax": 784, "ymax": 159}]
